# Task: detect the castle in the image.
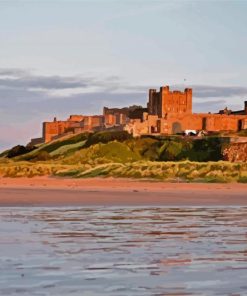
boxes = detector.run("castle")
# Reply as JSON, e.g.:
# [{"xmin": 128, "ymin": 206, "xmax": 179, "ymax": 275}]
[
  {"xmin": 31, "ymin": 85, "xmax": 247, "ymax": 145},
  {"xmin": 126, "ymin": 86, "xmax": 247, "ymax": 136}
]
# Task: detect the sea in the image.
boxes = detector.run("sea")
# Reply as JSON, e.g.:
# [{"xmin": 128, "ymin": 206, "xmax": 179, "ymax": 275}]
[{"xmin": 0, "ymin": 206, "xmax": 247, "ymax": 296}]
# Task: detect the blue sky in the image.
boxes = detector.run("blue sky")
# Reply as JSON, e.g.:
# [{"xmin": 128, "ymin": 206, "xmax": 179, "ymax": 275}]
[{"xmin": 0, "ymin": 0, "xmax": 247, "ymax": 150}]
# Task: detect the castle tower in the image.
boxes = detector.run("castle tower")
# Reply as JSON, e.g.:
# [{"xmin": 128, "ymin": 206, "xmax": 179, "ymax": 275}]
[
  {"xmin": 148, "ymin": 85, "xmax": 193, "ymax": 118},
  {"xmin": 185, "ymin": 88, "xmax": 192, "ymax": 114},
  {"xmin": 160, "ymin": 86, "xmax": 170, "ymax": 117},
  {"xmin": 148, "ymin": 89, "xmax": 157, "ymax": 115}
]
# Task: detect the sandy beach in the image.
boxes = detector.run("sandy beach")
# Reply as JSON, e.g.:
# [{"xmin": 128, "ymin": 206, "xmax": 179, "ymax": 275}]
[{"xmin": 0, "ymin": 177, "xmax": 246, "ymax": 206}]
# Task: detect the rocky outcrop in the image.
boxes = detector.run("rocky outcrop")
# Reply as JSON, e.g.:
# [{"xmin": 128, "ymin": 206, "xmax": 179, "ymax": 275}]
[{"xmin": 223, "ymin": 142, "xmax": 247, "ymax": 162}]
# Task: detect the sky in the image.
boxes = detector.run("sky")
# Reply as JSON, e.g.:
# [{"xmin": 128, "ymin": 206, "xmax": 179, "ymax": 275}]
[{"xmin": 0, "ymin": 0, "xmax": 247, "ymax": 150}]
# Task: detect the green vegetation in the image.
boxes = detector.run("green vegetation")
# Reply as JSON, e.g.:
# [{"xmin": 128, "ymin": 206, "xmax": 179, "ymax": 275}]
[
  {"xmin": 84, "ymin": 130, "xmax": 132, "ymax": 147},
  {"xmin": 63, "ymin": 141, "xmax": 140, "ymax": 165},
  {"xmin": 49, "ymin": 140, "xmax": 86, "ymax": 157},
  {"xmin": 0, "ymin": 149, "xmax": 10, "ymax": 158},
  {"xmin": 125, "ymin": 137, "xmax": 160, "ymax": 160},
  {"xmin": 7, "ymin": 145, "xmax": 36, "ymax": 158},
  {"xmin": 183, "ymin": 137, "xmax": 224, "ymax": 162},
  {"xmin": 14, "ymin": 133, "xmax": 89, "ymax": 161},
  {"xmin": 0, "ymin": 131, "xmax": 246, "ymax": 182}
]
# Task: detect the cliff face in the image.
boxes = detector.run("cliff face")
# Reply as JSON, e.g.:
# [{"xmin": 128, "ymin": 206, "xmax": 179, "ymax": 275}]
[{"xmin": 223, "ymin": 142, "xmax": 247, "ymax": 162}]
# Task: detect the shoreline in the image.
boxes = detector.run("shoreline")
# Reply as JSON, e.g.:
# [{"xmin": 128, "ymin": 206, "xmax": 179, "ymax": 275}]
[{"xmin": 0, "ymin": 177, "xmax": 247, "ymax": 206}]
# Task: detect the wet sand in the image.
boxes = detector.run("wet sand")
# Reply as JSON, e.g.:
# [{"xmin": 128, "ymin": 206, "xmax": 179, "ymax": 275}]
[{"xmin": 0, "ymin": 177, "xmax": 246, "ymax": 206}]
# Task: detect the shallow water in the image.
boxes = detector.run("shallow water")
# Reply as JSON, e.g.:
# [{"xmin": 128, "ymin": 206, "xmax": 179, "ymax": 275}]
[{"xmin": 0, "ymin": 206, "xmax": 247, "ymax": 296}]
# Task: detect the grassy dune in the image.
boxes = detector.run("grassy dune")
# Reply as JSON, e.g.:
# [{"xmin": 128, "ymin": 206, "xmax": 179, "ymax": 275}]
[
  {"xmin": 14, "ymin": 133, "xmax": 89, "ymax": 161},
  {"xmin": 58, "ymin": 161, "xmax": 247, "ymax": 183},
  {"xmin": 0, "ymin": 159, "xmax": 78, "ymax": 178},
  {"xmin": 0, "ymin": 159, "xmax": 246, "ymax": 183}
]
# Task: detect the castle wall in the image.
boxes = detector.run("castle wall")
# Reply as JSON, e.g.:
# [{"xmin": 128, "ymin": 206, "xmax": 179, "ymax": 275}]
[
  {"xmin": 43, "ymin": 116, "xmax": 105, "ymax": 142},
  {"xmin": 43, "ymin": 120, "xmax": 75, "ymax": 142},
  {"xmin": 68, "ymin": 115, "xmax": 84, "ymax": 121},
  {"xmin": 105, "ymin": 114, "xmax": 116, "ymax": 126},
  {"xmin": 126, "ymin": 113, "xmax": 247, "ymax": 138},
  {"xmin": 124, "ymin": 119, "xmax": 149, "ymax": 137},
  {"xmin": 159, "ymin": 114, "xmax": 247, "ymax": 134},
  {"xmin": 83, "ymin": 116, "xmax": 104, "ymax": 130},
  {"xmin": 124, "ymin": 115, "xmax": 160, "ymax": 137},
  {"xmin": 29, "ymin": 137, "xmax": 44, "ymax": 146},
  {"xmin": 117, "ymin": 113, "xmax": 127, "ymax": 125}
]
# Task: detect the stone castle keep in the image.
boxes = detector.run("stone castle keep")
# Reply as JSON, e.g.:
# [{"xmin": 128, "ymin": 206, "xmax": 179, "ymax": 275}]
[{"xmin": 32, "ymin": 85, "xmax": 247, "ymax": 144}]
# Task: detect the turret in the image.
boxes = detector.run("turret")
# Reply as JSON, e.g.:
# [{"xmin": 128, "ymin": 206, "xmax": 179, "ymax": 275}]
[
  {"xmin": 185, "ymin": 88, "xmax": 192, "ymax": 114},
  {"xmin": 103, "ymin": 107, "xmax": 108, "ymax": 116},
  {"xmin": 160, "ymin": 85, "xmax": 169, "ymax": 94},
  {"xmin": 148, "ymin": 89, "xmax": 157, "ymax": 115}
]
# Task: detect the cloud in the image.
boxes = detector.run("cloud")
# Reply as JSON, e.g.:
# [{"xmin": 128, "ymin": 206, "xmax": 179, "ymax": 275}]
[
  {"xmin": 129, "ymin": 84, "xmax": 247, "ymax": 100},
  {"xmin": 191, "ymin": 85, "xmax": 247, "ymax": 99},
  {"xmin": 2, "ymin": 68, "xmax": 247, "ymax": 98},
  {"xmin": 0, "ymin": 69, "xmax": 91, "ymax": 91},
  {"xmin": 0, "ymin": 68, "xmax": 146, "ymax": 119},
  {"xmin": 0, "ymin": 68, "xmax": 29, "ymax": 77},
  {"xmin": 0, "ymin": 69, "xmax": 133, "ymax": 101},
  {"xmin": 0, "ymin": 76, "xmax": 89, "ymax": 90},
  {"xmin": 193, "ymin": 99, "xmax": 227, "ymax": 113}
]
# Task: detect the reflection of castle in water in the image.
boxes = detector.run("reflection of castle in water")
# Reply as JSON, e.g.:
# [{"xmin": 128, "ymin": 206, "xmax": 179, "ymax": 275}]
[{"xmin": 31, "ymin": 85, "xmax": 247, "ymax": 144}]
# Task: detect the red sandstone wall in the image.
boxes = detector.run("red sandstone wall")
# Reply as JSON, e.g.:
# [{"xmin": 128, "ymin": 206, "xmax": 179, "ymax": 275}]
[
  {"xmin": 105, "ymin": 114, "xmax": 116, "ymax": 126},
  {"xmin": 163, "ymin": 114, "xmax": 247, "ymax": 134},
  {"xmin": 81, "ymin": 116, "xmax": 104, "ymax": 131},
  {"xmin": 68, "ymin": 115, "xmax": 84, "ymax": 121},
  {"xmin": 43, "ymin": 121, "xmax": 74, "ymax": 142}
]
